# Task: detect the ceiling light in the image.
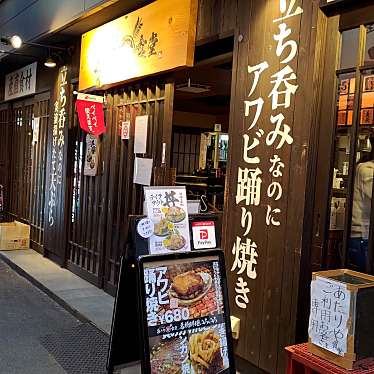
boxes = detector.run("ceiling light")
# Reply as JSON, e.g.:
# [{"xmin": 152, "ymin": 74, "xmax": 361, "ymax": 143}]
[
  {"xmin": 9, "ymin": 35, "xmax": 22, "ymax": 49},
  {"xmin": 44, "ymin": 56, "xmax": 56, "ymax": 68}
]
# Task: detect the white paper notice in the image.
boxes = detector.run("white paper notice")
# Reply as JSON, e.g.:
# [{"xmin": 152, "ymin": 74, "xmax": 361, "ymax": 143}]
[
  {"xmin": 134, "ymin": 157, "xmax": 153, "ymax": 186},
  {"xmin": 308, "ymin": 277, "xmax": 351, "ymax": 356},
  {"xmin": 134, "ymin": 115, "xmax": 148, "ymax": 154},
  {"xmin": 32, "ymin": 117, "xmax": 40, "ymax": 143}
]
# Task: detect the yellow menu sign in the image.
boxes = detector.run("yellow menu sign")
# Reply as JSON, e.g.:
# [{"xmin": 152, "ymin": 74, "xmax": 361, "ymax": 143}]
[{"xmin": 79, "ymin": 0, "xmax": 198, "ymax": 91}]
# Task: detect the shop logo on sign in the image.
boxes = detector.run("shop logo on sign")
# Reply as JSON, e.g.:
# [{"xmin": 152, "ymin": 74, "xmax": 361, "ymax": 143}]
[
  {"xmin": 192, "ymin": 221, "xmax": 216, "ymax": 249},
  {"xmin": 199, "ymin": 229, "xmax": 209, "ymax": 240}
]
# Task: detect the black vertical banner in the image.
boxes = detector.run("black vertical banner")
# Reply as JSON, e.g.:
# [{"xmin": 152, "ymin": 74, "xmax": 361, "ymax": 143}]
[{"xmin": 43, "ymin": 65, "xmax": 71, "ymax": 264}]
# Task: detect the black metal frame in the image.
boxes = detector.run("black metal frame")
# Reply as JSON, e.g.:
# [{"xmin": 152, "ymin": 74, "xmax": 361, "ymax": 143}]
[{"xmin": 137, "ymin": 249, "xmax": 236, "ymax": 374}]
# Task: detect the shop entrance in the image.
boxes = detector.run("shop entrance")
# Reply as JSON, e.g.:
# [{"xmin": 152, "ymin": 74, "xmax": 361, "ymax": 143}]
[
  {"xmin": 169, "ymin": 37, "xmax": 233, "ymax": 217},
  {"xmin": 65, "ymin": 82, "xmax": 175, "ymax": 294},
  {"xmin": 0, "ymin": 94, "xmax": 50, "ymax": 254}
]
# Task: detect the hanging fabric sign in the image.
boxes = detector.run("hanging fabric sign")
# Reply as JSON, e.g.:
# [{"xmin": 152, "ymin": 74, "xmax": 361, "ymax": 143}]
[
  {"xmin": 84, "ymin": 134, "xmax": 101, "ymax": 176},
  {"xmin": 76, "ymin": 93, "xmax": 105, "ymax": 135}
]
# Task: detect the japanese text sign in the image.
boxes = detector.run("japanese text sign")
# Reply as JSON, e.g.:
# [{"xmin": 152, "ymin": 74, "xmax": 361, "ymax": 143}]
[
  {"xmin": 76, "ymin": 93, "xmax": 105, "ymax": 136},
  {"xmin": 79, "ymin": 0, "xmax": 198, "ymax": 90},
  {"xmin": 47, "ymin": 66, "xmax": 69, "ymax": 228},
  {"xmin": 231, "ymin": 0, "xmax": 303, "ymax": 310},
  {"xmin": 144, "ymin": 186, "xmax": 191, "ymax": 254},
  {"xmin": 5, "ymin": 62, "xmax": 37, "ymax": 101},
  {"xmin": 308, "ymin": 277, "xmax": 351, "ymax": 356},
  {"xmin": 140, "ymin": 253, "xmax": 233, "ymax": 374}
]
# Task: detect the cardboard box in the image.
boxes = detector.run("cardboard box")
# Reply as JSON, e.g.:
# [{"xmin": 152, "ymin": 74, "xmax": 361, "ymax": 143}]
[
  {"xmin": 308, "ymin": 269, "xmax": 374, "ymax": 370},
  {"xmin": 0, "ymin": 221, "xmax": 30, "ymax": 250}
]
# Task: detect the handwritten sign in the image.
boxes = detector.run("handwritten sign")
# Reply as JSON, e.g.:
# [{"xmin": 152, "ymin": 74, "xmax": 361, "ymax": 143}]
[
  {"xmin": 308, "ymin": 277, "xmax": 351, "ymax": 356},
  {"xmin": 137, "ymin": 218, "xmax": 155, "ymax": 238},
  {"xmin": 5, "ymin": 62, "xmax": 37, "ymax": 101},
  {"xmin": 231, "ymin": 0, "xmax": 303, "ymax": 309}
]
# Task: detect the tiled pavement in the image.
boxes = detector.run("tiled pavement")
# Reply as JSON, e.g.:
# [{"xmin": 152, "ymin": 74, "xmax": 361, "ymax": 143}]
[{"xmin": 0, "ymin": 249, "xmax": 141, "ymax": 374}]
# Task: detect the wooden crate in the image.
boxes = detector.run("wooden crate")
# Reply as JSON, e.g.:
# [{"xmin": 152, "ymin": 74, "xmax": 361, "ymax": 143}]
[
  {"xmin": 0, "ymin": 221, "xmax": 30, "ymax": 250},
  {"xmin": 308, "ymin": 269, "xmax": 374, "ymax": 370}
]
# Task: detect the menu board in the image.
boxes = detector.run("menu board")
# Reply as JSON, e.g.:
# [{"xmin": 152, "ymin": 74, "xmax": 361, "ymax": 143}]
[
  {"xmin": 144, "ymin": 186, "xmax": 191, "ymax": 254},
  {"xmin": 139, "ymin": 251, "xmax": 234, "ymax": 374}
]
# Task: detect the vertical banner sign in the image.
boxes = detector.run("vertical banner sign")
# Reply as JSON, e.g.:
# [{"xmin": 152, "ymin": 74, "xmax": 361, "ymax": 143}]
[
  {"xmin": 76, "ymin": 93, "xmax": 105, "ymax": 135},
  {"xmin": 231, "ymin": 1, "xmax": 303, "ymax": 309},
  {"xmin": 144, "ymin": 186, "xmax": 191, "ymax": 254},
  {"xmin": 44, "ymin": 66, "xmax": 70, "ymax": 261}
]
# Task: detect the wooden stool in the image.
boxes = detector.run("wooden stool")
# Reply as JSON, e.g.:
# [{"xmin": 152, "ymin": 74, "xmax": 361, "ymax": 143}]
[{"xmin": 286, "ymin": 344, "xmax": 374, "ymax": 374}]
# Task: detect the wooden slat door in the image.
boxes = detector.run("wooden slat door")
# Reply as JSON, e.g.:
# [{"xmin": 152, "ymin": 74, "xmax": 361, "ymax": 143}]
[
  {"xmin": 8, "ymin": 101, "xmax": 34, "ymax": 222},
  {"xmin": 1, "ymin": 96, "xmax": 49, "ymax": 252},
  {"xmin": 66, "ymin": 81, "xmax": 174, "ymax": 293},
  {"xmin": 0, "ymin": 106, "xmax": 10, "ymax": 220}
]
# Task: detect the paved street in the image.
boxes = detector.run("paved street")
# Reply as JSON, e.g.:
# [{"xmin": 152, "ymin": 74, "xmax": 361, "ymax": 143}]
[{"xmin": 0, "ymin": 258, "xmax": 109, "ymax": 374}]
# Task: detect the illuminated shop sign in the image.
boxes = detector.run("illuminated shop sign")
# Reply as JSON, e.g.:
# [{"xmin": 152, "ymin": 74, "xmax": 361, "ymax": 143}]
[{"xmin": 79, "ymin": 0, "xmax": 198, "ymax": 91}]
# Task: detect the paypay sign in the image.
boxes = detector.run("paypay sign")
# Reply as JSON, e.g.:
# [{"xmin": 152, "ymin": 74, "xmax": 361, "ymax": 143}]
[{"xmin": 192, "ymin": 221, "xmax": 216, "ymax": 249}]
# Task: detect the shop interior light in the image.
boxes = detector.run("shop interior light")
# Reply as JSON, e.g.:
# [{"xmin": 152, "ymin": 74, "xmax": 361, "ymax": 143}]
[
  {"xmin": 0, "ymin": 35, "xmax": 22, "ymax": 49},
  {"xmin": 44, "ymin": 56, "xmax": 56, "ymax": 68}
]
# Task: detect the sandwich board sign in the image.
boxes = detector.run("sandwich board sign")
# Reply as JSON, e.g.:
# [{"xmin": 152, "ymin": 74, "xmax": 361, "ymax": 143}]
[{"xmin": 107, "ymin": 250, "xmax": 235, "ymax": 374}]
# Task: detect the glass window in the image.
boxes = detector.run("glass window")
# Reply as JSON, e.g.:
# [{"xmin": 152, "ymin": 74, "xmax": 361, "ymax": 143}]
[
  {"xmin": 348, "ymin": 70, "xmax": 374, "ymax": 272},
  {"xmin": 337, "ymin": 76, "xmax": 355, "ymax": 126},
  {"xmin": 327, "ymin": 73, "xmax": 356, "ymax": 268},
  {"xmin": 365, "ymin": 24, "xmax": 374, "ymax": 65},
  {"xmin": 360, "ymin": 73, "xmax": 374, "ymax": 125},
  {"xmin": 340, "ymin": 28, "xmax": 360, "ymax": 70}
]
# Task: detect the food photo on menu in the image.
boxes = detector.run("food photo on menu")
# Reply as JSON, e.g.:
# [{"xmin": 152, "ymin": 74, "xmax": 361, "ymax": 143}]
[
  {"xmin": 149, "ymin": 324, "xmax": 230, "ymax": 374},
  {"xmin": 143, "ymin": 258, "xmax": 230, "ymax": 373},
  {"xmin": 145, "ymin": 187, "xmax": 191, "ymax": 254},
  {"xmin": 152, "ymin": 206, "xmax": 188, "ymax": 251}
]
